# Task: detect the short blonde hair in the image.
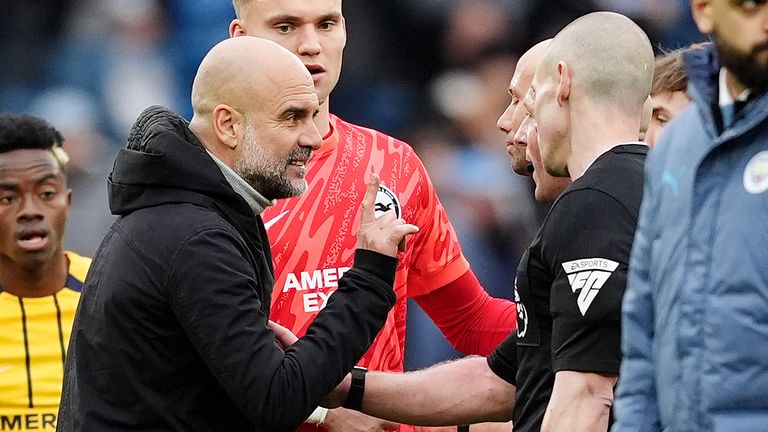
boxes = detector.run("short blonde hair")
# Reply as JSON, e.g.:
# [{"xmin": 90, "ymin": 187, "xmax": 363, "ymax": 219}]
[{"xmin": 232, "ymin": 0, "xmax": 251, "ymax": 18}]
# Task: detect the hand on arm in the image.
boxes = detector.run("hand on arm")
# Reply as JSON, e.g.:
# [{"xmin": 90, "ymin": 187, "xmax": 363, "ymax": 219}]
[
  {"xmin": 268, "ymin": 320, "xmax": 298, "ymax": 349},
  {"xmin": 541, "ymin": 371, "xmax": 617, "ymax": 432}
]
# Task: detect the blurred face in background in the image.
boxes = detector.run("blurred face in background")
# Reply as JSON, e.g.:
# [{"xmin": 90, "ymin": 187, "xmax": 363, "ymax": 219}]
[
  {"xmin": 692, "ymin": 0, "xmax": 768, "ymax": 91},
  {"xmin": 230, "ymin": 0, "xmax": 347, "ymax": 106},
  {"xmin": 645, "ymin": 90, "xmax": 690, "ymax": 146}
]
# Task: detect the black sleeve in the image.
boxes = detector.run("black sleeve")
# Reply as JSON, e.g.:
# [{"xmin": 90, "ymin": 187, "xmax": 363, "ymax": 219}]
[
  {"xmin": 487, "ymin": 333, "xmax": 518, "ymax": 385},
  {"xmin": 541, "ymin": 189, "xmax": 636, "ymax": 375},
  {"xmin": 168, "ymin": 229, "xmax": 397, "ymax": 431}
]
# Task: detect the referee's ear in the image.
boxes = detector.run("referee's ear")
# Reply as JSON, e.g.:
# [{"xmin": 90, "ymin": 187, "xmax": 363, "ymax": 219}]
[{"xmin": 556, "ymin": 61, "xmax": 572, "ymax": 107}]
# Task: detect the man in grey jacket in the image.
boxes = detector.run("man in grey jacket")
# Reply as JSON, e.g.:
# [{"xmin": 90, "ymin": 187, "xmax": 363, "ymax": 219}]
[{"xmin": 613, "ymin": 1, "xmax": 768, "ymax": 431}]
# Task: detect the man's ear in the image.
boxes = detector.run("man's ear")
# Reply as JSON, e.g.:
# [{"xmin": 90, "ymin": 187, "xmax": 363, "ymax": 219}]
[
  {"xmin": 213, "ymin": 104, "xmax": 242, "ymax": 150},
  {"xmin": 230, "ymin": 19, "xmax": 247, "ymax": 38},
  {"xmin": 639, "ymin": 95, "xmax": 653, "ymax": 141},
  {"xmin": 556, "ymin": 61, "xmax": 572, "ymax": 107},
  {"xmin": 690, "ymin": 0, "xmax": 714, "ymax": 35}
]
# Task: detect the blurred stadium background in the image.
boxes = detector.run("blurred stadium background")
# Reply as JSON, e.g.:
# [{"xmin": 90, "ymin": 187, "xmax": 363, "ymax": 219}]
[{"xmin": 0, "ymin": 0, "xmax": 705, "ymax": 369}]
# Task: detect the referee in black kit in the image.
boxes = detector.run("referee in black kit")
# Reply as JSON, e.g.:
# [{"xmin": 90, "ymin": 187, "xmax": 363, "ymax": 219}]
[
  {"xmin": 296, "ymin": 11, "xmax": 655, "ymax": 432},
  {"xmin": 486, "ymin": 11, "xmax": 653, "ymax": 432}
]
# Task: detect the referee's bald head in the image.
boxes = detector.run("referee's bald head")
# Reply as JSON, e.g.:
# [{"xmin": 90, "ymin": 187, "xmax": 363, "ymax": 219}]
[{"xmin": 537, "ymin": 11, "xmax": 654, "ymax": 119}]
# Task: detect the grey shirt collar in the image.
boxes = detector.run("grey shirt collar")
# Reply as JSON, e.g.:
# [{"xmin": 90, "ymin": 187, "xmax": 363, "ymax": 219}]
[{"xmin": 206, "ymin": 150, "xmax": 274, "ymax": 216}]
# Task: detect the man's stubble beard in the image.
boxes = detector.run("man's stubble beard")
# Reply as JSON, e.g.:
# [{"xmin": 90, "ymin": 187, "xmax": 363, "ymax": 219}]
[{"xmin": 235, "ymin": 121, "xmax": 309, "ymax": 200}]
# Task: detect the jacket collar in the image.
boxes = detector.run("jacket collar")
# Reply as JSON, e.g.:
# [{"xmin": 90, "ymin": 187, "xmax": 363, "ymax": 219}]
[
  {"xmin": 205, "ymin": 150, "xmax": 274, "ymax": 216},
  {"xmin": 685, "ymin": 43, "xmax": 768, "ymax": 140}
]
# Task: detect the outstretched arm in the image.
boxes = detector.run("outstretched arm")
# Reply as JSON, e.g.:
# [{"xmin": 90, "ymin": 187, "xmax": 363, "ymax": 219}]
[
  {"xmin": 358, "ymin": 356, "xmax": 515, "ymax": 426},
  {"xmin": 414, "ymin": 270, "xmax": 517, "ymax": 356}
]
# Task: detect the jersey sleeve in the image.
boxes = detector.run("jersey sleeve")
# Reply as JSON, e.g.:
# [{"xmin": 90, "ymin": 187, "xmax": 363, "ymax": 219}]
[
  {"xmin": 404, "ymin": 152, "xmax": 470, "ymax": 297},
  {"xmin": 541, "ymin": 188, "xmax": 637, "ymax": 375},
  {"xmin": 487, "ymin": 333, "xmax": 518, "ymax": 385},
  {"xmin": 414, "ymin": 270, "xmax": 516, "ymax": 355}
]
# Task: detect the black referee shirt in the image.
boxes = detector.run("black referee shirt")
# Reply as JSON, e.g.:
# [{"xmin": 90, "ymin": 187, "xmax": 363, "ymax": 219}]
[{"xmin": 488, "ymin": 143, "xmax": 647, "ymax": 432}]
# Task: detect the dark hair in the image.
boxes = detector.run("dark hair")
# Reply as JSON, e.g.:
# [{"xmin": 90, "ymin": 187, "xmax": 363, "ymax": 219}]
[
  {"xmin": 0, "ymin": 113, "xmax": 64, "ymax": 155},
  {"xmin": 651, "ymin": 43, "xmax": 709, "ymax": 96}
]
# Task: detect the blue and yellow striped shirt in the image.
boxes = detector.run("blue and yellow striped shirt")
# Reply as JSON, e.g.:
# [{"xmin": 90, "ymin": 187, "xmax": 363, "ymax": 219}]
[{"xmin": 0, "ymin": 252, "xmax": 90, "ymax": 431}]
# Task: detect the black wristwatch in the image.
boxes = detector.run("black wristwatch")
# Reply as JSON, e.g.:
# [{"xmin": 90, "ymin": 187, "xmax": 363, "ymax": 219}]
[{"xmin": 343, "ymin": 366, "xmax": 367, "ymax": 410}]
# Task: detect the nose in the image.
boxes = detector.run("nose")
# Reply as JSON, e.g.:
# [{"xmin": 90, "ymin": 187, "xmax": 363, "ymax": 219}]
[
  {"xmin": 301, "ymin": 121, "xmax": 323, "ymax": 151},
  {"xmin": 513, "ymin": 117, "xmax": 530, "ymax": 149},
  {"xmin": 17, "ymin": 195, "xmax": 44, "ymax": 222},
  {"xmin": 297, "ymin": 26, "xmax": 322, "ymax": 57},
  {"xmin": 497, "ymin": 102, "xmax": 514, "ymax": 133}
]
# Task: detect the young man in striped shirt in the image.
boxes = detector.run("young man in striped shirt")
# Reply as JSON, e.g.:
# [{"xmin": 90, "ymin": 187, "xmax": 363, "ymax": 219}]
[{"xmin": 0, "ymin": 114, "xmax": 90, "ymax": 431}]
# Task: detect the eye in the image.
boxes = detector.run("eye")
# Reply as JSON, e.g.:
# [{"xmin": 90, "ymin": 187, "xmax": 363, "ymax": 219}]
[
  {"xmin": 737, "ymin": 0, "xmax": 764, "ymax": 10},
  {"xmin": 39, "ymin": 187, "xmax": 58, "ymax": 201},
  {"xmin": 0, "ymin": 194, "xmax": 15, "ymax": 205},
  {"xmin": 275, "ymin": 24, "xmax": 294, "ymax": 33},
  {"xmin": 654, "ymin": 114, "xmax": 669, "ymax": 125},
  {"xmin": 318, "ymin": 21, "xmax": 336, "ymax": 31}
]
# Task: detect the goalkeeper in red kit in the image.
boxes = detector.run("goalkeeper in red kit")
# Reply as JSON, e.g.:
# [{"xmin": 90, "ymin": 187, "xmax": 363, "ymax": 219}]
[{"xmin": 230, "ymin": 0, "xmax": 517, "ymax": 430}]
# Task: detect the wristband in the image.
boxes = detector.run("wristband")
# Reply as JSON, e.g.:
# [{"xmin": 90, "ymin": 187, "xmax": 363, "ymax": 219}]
[
  {"xmin": 342, "ymin": 366, "xmax": 367, "ymax": 410},
  {"xmin": 306, "ymin": 406, "xmax": 328, "ymax": 424}
]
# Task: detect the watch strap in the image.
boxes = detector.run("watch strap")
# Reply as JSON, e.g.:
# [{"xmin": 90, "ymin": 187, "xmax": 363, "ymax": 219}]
[{"xmin": 343, "ymin": 366, "xmax": 367, "ymax": 410}]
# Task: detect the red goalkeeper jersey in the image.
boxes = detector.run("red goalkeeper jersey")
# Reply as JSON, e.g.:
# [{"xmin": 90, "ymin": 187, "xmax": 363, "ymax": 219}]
[{"xmin": 265, "ymin": 115, "xmax": 470, "ymax": 377}]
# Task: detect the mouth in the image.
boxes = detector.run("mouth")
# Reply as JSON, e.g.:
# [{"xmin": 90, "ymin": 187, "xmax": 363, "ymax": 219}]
[
  {"xmin": 287, "ymin": 148, "xmax": 313, "ymax": 169},
  {"xmin": 505, "ymin": 141, "xmax": 516, "ymax": 155},
  {"xmin": 305, "ymin": 64, "xmax": 326, "ymax": 81},
  {"xmin": 16, "ymin": 229, "xmax": 49, "ymax": 252},
  {"xmin": 287, "ymin": 159, "xmax": 308, "ymax": 168}
]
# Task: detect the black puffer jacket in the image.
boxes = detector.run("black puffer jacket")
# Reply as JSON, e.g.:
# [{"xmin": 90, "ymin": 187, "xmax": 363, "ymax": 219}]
[{"xmin": 58, "ymin": 106, "xmax": 397, "ymax": 431}]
